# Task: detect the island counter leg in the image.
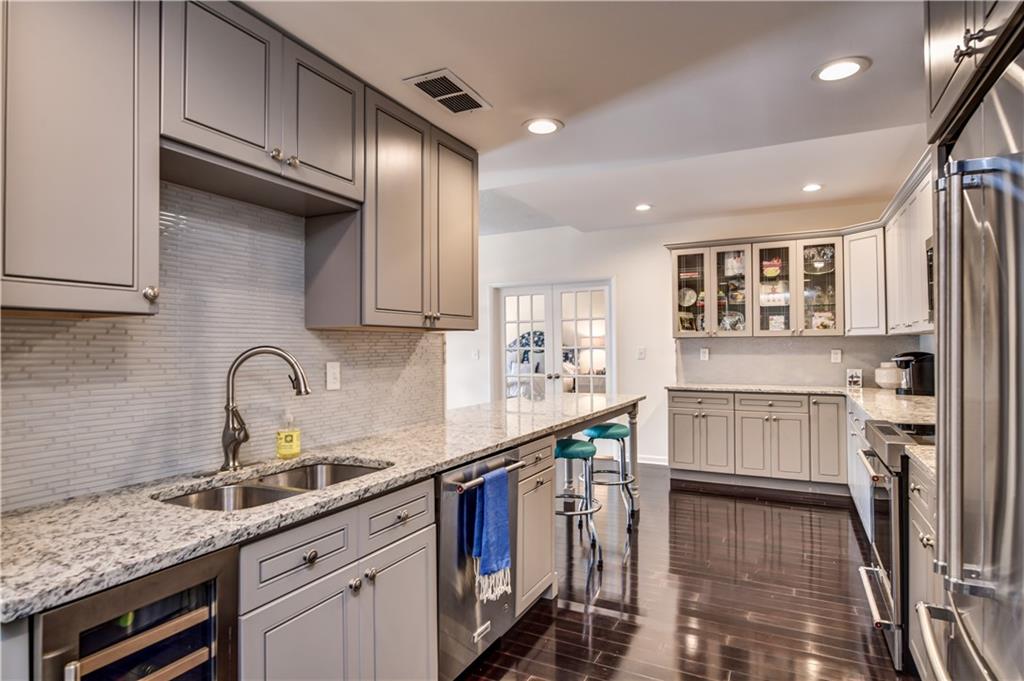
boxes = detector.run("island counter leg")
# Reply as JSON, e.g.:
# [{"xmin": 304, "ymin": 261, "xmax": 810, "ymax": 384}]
[{"xmin": 629, "ymin": 404, "xmax": 639, "ymax": 510}]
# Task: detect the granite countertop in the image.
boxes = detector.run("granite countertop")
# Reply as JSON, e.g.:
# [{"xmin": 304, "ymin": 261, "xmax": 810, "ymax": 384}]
[
  {"xmin": 0, "ymin": 393, "xmax": 644, "ymax": 623},
  {"xmin": 666, "ymin": 383, "xmax": 848, "ymax": 396},
  {"xmin": 907, "ymin": 444, "xmax": 937, "ymax": 477}
]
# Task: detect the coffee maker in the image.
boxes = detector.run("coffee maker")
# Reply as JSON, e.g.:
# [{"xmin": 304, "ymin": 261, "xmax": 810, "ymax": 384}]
[{"xmin": 891, "ymin": 351, "xmax": 934, "ymax": 396}]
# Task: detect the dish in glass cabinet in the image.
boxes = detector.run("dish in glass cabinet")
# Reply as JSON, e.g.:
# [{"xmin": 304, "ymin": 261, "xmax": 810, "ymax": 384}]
[
  {"xmin": 811, "ymin": 311, "xmax": 836, "ymax": 329},
  {"xmin": 762, "ymin": 256, "xmax": 783, "ymax": 278},
  {"xmin": 728, "ymin": 289, "xmax": 745, "ymax": 303},
  {"xmin": 768, "ymin": 315, "xmax": 787, "ymax": 331},
  {"xmin": 679, "ymin": 287, "xmax": 698, "ymax": 307},
  {"xmin": 719, "ymin": 311, "xmax": 745, "ymax": 331},
  {"xmin": 803, "ymin": 245, "xmax": 835, "ymax": 274}
]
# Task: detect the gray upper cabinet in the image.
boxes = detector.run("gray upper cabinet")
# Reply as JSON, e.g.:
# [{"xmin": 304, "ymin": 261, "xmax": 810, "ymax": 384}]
[
  {"xmin": 431, "ymin": 128, "xmax": 479, "ymax": 331},
  {"xmin": 357, "ymin": 526, "xmax": 438, "ymax": 681},
  {"xmin": 1, "ymin": 1, "xmax": 160, "ymax": 314},
  {"xmin": 363, "ymin": 91, "xmax": 432, "ymax": 328},
  {"xmin": 162, "ymin": 1, "xmax": 283, "ymax": 174},
  {"xmin": 282, "ymin": 40, "xmax": 364, "ymax": 201}
]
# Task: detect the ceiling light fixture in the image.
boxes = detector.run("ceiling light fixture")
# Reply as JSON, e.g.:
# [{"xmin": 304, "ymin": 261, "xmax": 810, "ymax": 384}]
[
  {"xmin": 812, "ymin": 56, "xmax": 871, "ymax": 82},
  {"xmin": 524, "ymin": 118, "xmax": 564, "ymax": 135},
  {"xmin": 635, "ymin": 203, "xmax": 652, "ymax": 212},
  {"xmin": 802, "ymin": 183, "xmax": 823, "ymax": 192}
]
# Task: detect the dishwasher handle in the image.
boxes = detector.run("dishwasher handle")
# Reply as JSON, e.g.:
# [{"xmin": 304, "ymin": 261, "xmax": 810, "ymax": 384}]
[{"xmin": 455, "ymin": 460, "xmax": 527, "ymax": 494}]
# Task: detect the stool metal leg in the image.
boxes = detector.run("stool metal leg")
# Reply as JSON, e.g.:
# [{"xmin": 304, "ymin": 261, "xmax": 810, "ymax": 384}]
[
  {"xmin": 583, "ymin": 457, "xmax": 603, "ymax": 570},
  {"xmin": 619, "ymin": 438, "xmax": 636, "ymax": 518}
]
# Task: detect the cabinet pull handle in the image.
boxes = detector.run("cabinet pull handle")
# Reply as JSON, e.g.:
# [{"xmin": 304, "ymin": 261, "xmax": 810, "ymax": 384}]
[
  {"xmin": 953, "ymin": 43, "xmax": 978, "ymax": 63},
  {"xmin": 286, "ymin": 155, "xmax": 301, "ymax": 168},
  {"xmin": 545, "ymin": 373, "xmax": 554, "ymax": 379},
  {"xmin": 910, "ymin": 482, "xmax": 923, "ymax": 495},
  {"xmin": 348, "ymin": 577, "xmax": 362, "ymax": 592},
  {"xmin": 142, "ymin": 286, "xmax": 160, "ymax": 302},
  {"xmin": 434, "ymin": 313, "xmax": 442, "ymax": 320},
  {"xmin": 919, "ymin": 532, "xmax": 935, "ymax": 549},
  {"xmin": 696, "ymin": 398, "xmax": 702, "ymax": 404},
  {"xmin": 767, "ymin": 401, "xmax": 774, "ymax": 407},
  {"xmin": 535, "ymin": 477, "xmax": 544, "ymax": 487},
  {"xmin": 811, "ymin": 399, "xmax": 818, "ymax": 405},
  {"xmin": 396, "ymin": 509, "xmax": 410, "ymax": 522},
  {"xmin": 270, "ymin": 147, "xmax": 284, "ymax": 161},
  {"xmin": 364, "ymin": 568, "xmax": 378, "ymax": 582},
  {"xmin": 303, "ymin": 549, "xmax": 319, "ymax": 565}
]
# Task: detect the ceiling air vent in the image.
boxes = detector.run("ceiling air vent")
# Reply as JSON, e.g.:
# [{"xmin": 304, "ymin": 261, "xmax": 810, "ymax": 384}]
[{"xmin": 403, "ymin": 69, "xmax": 492, "ymax": 115}]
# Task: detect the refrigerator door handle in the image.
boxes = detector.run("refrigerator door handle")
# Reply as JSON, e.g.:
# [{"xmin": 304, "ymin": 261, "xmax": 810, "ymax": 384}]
[
  {"xmin": 945, "ymin": 163, "xmax": 965, "ymax": 588},
  {"xmin": 915, "ymin": 602, "xmax": 953, "ymax": 681},
  {"xmin": 933, "ymin": 176, "xmax": 948, "ymax": 577}
]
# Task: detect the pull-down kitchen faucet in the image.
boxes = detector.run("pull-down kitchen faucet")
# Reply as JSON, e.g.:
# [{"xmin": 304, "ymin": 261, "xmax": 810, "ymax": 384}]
[{"xmin": 222, "ymin": 346, "xmax": 311, "ymax": 471}]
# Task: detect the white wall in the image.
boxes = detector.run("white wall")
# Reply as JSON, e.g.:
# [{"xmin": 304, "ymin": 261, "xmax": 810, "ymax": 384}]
[{"xmin": 446, "ymin": 200, "xmax": 890, "ymax": 465}]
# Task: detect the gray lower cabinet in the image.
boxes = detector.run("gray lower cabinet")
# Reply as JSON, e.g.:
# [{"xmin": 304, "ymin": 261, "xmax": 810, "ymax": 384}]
[
  {"xmin": 770, "ymin": 412, "xmax": 810, "ymax": 480},
  {"xmin": 908, "ymin": 502, "xmax": 946, "ymax": 681},
  {"xmin": 240, "ymin": 561, "xmax": 361, "ymax": 680},
  {"xmin": 810, "ymin": 396, "xmax": 848, "ymax": 484},
  {"xmin": 735, "ymin": 411, "xmax": 772, "ymax": 477},
  {"xmin": 1, "ymin": 0, "xmax": 160, "ymax": 314},
  {"xmin": 668, "ymin": 409, "xmax": 700, "ymax": 470},
  {"xmin": 515, "ymin": 466, "xmax": 555, "ymax": 617},
  {"xmin": 358, "ymin": 526, "xmax": 438, "ymax": 681},
  {"xmin": 700, "ymin": 409, "xmax": 735, "ymax": 474}
]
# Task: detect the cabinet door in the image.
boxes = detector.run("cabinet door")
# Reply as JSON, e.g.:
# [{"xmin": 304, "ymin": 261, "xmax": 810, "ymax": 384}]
[
  {"xmin": 795, "ymin": 237, "xmax": 843, "ymax": 336},
  {"xmin": 752, "ymin": 241, "xmax": 798, "ymax": 336},
  {"xmin": 359, "ymin": 526, "xmax": 438, "ymax": 681},
  {"xmin": 908, "ymin": 509, "xmax": 943, "ymax": 681},
  {"xmin": 810, "ymin": 397, "xmax": 847, "ymax": 484},
  {"xmin": 281, "ymin": 40, "xmax": 364, "ymax": 201},
  {"xmin": 672, "ymin": 248, "xmax": 711, "ymax": 337},
  {"xmin": 515, "ymin": 467, "xmax": 555, "ymax": 616},
  {"xmin": 843, "ymin": 228, "xmax": 887, "ymax": 335},
  {"xmin": 885, "ymin": 212, "xmax": 906, "ymax": 332},
  {"xmin": 430, "ymin": 128, "xmax": 479, "ymax": 330},
  {"xmin": 708, "ymin": 245, "xmax": 752, "ymax": 337},
  {"xmin": 669, "ymin": 410, "xmax": 701, "ymax": 470},
  {"xmin": 771, "ymin": 413, "xmax": 810, "ymax": 481},
  {"xmin": 239, "ymin": 562, "xmax": 360, "ymax": 681},
  {"xmin": 907, "ymin": 177, "xmax": 934, "ymax": 331},
  {"xmin": 700, "ymin": 409, "xmax": 735, "ymax": 474},
  {"xmin": 925, "ymin": 1, "xmax": 974, "ymax": 140},
  {"xmin": 735, "ymin": 411, "xmax": 772, "ymax": 478},
  {"xmin": 363, "ymin": 91, "xmax": 431, "ymax": 328},
  {"xmin": 2, "ymin": 1, "xmax": 159, "ymax": 314},
  {"xmin": 161, "ymin": 2, "xmax": 283, "ymax": 174}
]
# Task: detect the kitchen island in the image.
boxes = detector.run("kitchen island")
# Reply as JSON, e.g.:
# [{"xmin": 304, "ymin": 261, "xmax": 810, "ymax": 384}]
[{"xmin": 0, "ymin": 393, "xmax": 644, "ymax": 624}]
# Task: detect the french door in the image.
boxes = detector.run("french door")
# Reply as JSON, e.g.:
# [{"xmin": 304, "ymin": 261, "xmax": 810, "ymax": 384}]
[{"xmin": 499, "ymin": 283, "xmax": 613, "ymax": 400}]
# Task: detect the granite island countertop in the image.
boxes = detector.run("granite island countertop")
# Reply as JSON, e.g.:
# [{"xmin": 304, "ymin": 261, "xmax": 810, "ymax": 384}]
[{"xmin": 0, "ymin": 393, "xmax": 644, "ymax": 623}]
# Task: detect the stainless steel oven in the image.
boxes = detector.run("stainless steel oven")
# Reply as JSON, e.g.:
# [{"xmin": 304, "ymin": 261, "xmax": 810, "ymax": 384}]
[{"xmin": 856, "ymin": 421, "xmax": 915, "ymax": 671}]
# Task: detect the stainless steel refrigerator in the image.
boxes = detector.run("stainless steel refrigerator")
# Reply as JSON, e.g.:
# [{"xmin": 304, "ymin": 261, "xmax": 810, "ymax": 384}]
[{"xmin": 927, "ymin": 48, "xmax": 1024, "ymax": 680}]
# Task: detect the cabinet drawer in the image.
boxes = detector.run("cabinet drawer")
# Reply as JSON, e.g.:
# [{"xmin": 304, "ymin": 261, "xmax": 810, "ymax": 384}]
[
  {"xmin": 908, "ymin": 456, "xmax": 936, "ymax": 523},
  {"xmin": 517, "ymin": 437, "xmax": 554, "ymax": 481},
  {"xmin": 240, "ymin": 507, "xmax": 358, "ymax": 613},
  {"xmin": 669, "ymin": 392, "xmax": 734, "ymax": 409},
  {"xmin": 358, "ymin": 479, "xmax": 435, "ymax": 555},
  {"xmin": 735, "ymin": 393, "xmax": 808, "ymax": 413}
]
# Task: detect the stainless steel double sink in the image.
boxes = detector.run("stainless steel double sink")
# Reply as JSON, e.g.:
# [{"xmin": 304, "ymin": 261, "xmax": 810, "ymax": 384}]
[{"xmin": 162, "ymin": 462, "xmax": 388, "ymax": 511}]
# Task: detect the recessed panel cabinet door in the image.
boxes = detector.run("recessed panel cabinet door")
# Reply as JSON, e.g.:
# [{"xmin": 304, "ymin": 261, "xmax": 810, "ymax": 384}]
[
  {"xmin": 810, "ymin": 396, "xmax": 847, "ymax": 484},
  {"xmin": 669, "ymin": 410, "xmax": 701, "ymax": 470},
  {"xmin": 282, "ymin": 40, "xmax": 364, "ymax": 201},
  {"xmin": 431, "ymin": 128, "xmax": 479, "ymax": 330},
  {"xmin": 516, "ymin": 467, "xmax": 555, "ymax": 616},
  {"xmin": 161, "ymin": 1, "xmax": 283, "ymax": 174},
  {"xmin": 358, "ymin": 526, "xmax": 438, "ymax": 681},
  {"xmin": 735, "ymin": 411, "xmax": 772, "ymax": 477},
  {"xmin": 363, "ymin": 91, "xmax": 431, "ymax": 327},
  {"xmin": 843, "ymin": 228, "xmax": 886, "ymax": 335},
  {"xmin": 239, "ymin": 562, "xmax": 360, "ymax": 680},
  {"xmin": 700, "ymin": 409, "xmax": 735, "ymax": 474},
  {"xmin": 2, "ymin": 1, "xmax": 160, "ymax": 314},
  {"xmin": 771, "ymin": 413, "xmax": 810, "ymax": 481}
]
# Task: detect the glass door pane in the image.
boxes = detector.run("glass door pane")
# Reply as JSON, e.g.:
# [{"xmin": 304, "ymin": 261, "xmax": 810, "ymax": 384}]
[
  {"xmin": 799, "ymin": 239, "xmax": 840, "ymax": 333},
  {"xmin": 556, "ymin": 285, "xmax": 611, "ymax": 395},
  {"xmin": 501, "ymin": 290, "xmax": 548, "ymax": 400},
  {"xmin": 756, "ymin": 243, "xmax": 794, "ymax": 333},
  {"xmin": 711, "ymin": 245, "xmax": 750, "ymax": 335},
  {"xmin": 675, "ymin": 250, "xmax": 708, "ymax": 336}
]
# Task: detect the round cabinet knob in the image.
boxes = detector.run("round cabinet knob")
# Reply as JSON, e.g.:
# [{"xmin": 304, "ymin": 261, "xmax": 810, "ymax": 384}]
[
  {"xmin": 286, "ymin": 155, "xmax": 301, "ymax": 168},
  {"xmin": 534, "ymin": 454, "xmax": 543, "ymax": 462},
  {"xmin": 434, "ymin": 313, "xmax": 442, "ymax": 320},
  {"xmin": 142, "ymin": 286, "xmax": 159, "ymax": 302},
  {"xmin": 270, "ymin": 147, "xmax": 284, "ymax": 161},
  {"xmin": 553, "ymin": 373, "xmax": 561, "ymax": 379},
  {"xmin": 811, "ymin": 399, "xmax": 819, "ymax": 405},
  {"xmin": 910, "ymin": 483, "xmax": 923, "ymax": 495},
  {"xmin": 919, "ymin": 533, "xmax": 935, "ymax": 549},
  {"xmin": 396, "ymin": 509, "xmax": 410, "ymax": 523},
  {"xmin": 767, "ymin": 401, "xmax": 774, "ymax": 407},
  {"xmin": 763, "ymin": 416, "xmax": 769, "ymax": 422},
  {"xmin": 348, "ymin": 577, "xmax": 362, "ymax": 592},
  {"xmin": 545, "ymin": 373, "xmax": 554, "ymax": 379},
  {"xmin": 772, "ymin": 417, "xmax": 778, "ymax": 422},
  {"xmin": 364, "ymin": 568, "xmax": 378, "ymax": 582},
  {"xmin": 696, "ymin": 398, "xmax": 703, "ymax": 404},
  {"xmin": 535, "ymin": 477, "xmax": 544, "ymax": 487},
  {"xmin": 303, "ymin": 549, "xmax": 319, "ymax": 565}
]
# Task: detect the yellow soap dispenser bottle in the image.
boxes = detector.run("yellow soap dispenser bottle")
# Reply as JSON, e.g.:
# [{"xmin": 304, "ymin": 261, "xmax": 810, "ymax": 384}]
[{"xmin": 276, "ymin": 411, "xmax": 301, "ymax": 460}]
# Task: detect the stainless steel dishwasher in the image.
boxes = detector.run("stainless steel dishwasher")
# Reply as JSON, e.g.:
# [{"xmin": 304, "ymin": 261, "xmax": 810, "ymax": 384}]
[{"xmin": 437, "ymin": 450, "xmax": 525, "ymax": 681}]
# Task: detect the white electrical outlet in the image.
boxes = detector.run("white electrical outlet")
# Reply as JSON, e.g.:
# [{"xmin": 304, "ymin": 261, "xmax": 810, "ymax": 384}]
[
  {"xmin": 830, "ymin": 349, "xmax": 842, "ymax": 364},
  {"xmin": 472, "ymin": 349, "xmax": 481, "ymax": 360},
  {"xmin": 636, "ymin": 346, "xmax": 647, "ymax": 360},
  {"xmin": 700, "ymin": 348, "xmax": 710, "ymax": 361},
  {"xmin": 326, "ymin": 362, "xmax": 341, "ymax": 390}
]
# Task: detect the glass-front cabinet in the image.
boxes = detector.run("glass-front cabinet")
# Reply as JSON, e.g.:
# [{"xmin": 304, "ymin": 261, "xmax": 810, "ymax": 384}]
[
  {"xmin": 709, "ymin": 245, "xmax": 752, "ymax": 336},
  {"xmin": 796, "ymin": 236, "xmax": 844, "ymax": 336},
  {"xmin": 672, "ymin": 247, "xmax": 710, "ymax": 337},
  {"xmin": 753, "ymin": 241, "xmax": 798, "ymax": 336}
]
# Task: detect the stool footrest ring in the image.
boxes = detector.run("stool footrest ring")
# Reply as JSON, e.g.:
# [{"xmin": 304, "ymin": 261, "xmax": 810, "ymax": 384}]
[
  {"xmin": 579, "ymin": 470, "xmax": 636, "ymax": 487},
  {"xmin": 554, "ymin": 493, "xmax": 602, "ymax": 517}
]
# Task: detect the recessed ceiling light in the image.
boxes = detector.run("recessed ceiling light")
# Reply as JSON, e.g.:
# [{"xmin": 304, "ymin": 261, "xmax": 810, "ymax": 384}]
[
  {"xmin": 802, "ymin": 183, "xmax": 823, "ymax": 193},
  {"xmin": 524, "ymin": 118, "xmax": 563, "ymax": 135},
  {"xmin": 812, "ymin": 56, "xmax": 871, "ymax": 82},
  {"xmin": 635, "ymin": 203, "xmax": 653, "ymax": 212}
]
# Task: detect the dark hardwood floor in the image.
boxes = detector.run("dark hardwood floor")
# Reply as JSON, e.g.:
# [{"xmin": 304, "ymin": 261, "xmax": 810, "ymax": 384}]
[{"xmin": 463, "ymin": 465, "xmax": 910, "ymax": 681}]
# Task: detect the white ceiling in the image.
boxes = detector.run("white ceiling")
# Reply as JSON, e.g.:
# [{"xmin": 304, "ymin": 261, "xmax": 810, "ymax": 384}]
[{"xmin": 251, "ymin": 1, "xmax": 928, "ymax": 234}]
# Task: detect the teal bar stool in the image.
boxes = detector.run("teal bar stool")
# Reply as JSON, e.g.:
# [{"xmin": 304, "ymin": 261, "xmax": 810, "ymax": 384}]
[
  {"xmin": 554, "ymin": 438, "xmax": 603, "ymax": 570},
  {"xmin": 582, "ymin": 422, "xmax": 636, "ymax": 532}
]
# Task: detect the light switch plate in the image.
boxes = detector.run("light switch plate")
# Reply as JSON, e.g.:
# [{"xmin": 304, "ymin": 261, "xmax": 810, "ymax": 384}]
[
  {"xmin": 830, "ymin": 349, "xmax": 842, "ymax": 364},
  {"xmin": 472, "ymin": 349, "xmax": 481, "ymax": 360},
  {"xmin": 326, "ymin": 362, "xmax": 341, "ymax": 390},
  {"xmin": 700, "ymin": 348, "xmax": 710, "ymax": 361},
  {"xmin": 637, "ymin": 346, "xmax": 647, "ymax": 360}
]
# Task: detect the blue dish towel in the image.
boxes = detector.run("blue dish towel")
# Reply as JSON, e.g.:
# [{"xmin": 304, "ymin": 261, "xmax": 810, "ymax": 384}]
[{"xmin": 471, "ymin": 468, "xmax": 511, "ymax": 602}]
